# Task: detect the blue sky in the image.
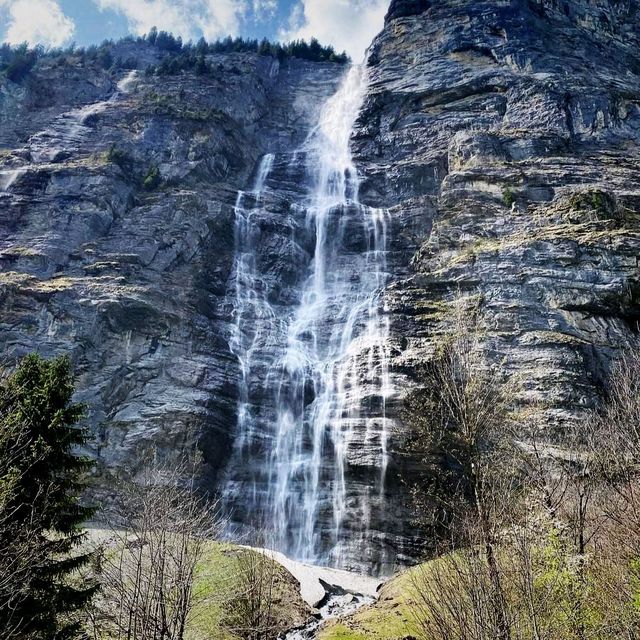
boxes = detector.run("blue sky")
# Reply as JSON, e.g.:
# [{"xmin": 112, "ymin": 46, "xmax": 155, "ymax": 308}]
[{"xmin": 0, "ymin": 0, "xmax": 389, "ymax": 60}]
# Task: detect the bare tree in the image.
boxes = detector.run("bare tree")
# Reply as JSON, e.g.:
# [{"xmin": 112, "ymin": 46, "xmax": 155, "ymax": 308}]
[
  {"xmin": 586, "ymin": 348, "xmax": 640, "ymax": 637},
  {"xmin": 405, "ymin": 297, "xmax": 516, "ymax": 640},
  {"xmin": 228, "ymin": 547, "xmax": 279, "ymax": 640},
  {"xmin": 408, "ymin": 317, "xmax": 640, "ymax": 640},
  {"xmin": 592, "ymin": 350, "xmax": 640, "ymax": 549},
  {"xmin": 86, "ymin": 463, "xmax": 222, "ymax": 640}
]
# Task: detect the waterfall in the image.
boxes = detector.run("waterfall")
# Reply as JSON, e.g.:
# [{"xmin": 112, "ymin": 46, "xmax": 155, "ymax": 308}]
[
  {"xmin": 27, "ymin": 70, "xmax": 138, "ymax": 164},
  {"xmin": 1, "ymin": 70, "xmax": 138, "ymax": 193},
  {"xmin": 228, "ymin": 153, "xmax": 277, "ymax": 499},
  {"xmin": 225, "ymin": 64, "xmax": 393, "ymax": 572}
]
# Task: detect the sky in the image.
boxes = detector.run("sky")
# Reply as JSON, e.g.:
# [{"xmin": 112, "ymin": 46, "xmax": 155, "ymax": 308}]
[{"xmin": 0, "ymin": 0, "xmax": 389, "ymax": 61}]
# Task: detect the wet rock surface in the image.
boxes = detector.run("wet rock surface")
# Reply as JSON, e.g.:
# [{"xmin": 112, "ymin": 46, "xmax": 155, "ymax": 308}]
[
  {"xmin": 255, "ymin": 548, "xmax": 380, "ymax": 640},
  {"xmin": 0, "ymin": 49, "xmax": 344, "ymax": 491}
]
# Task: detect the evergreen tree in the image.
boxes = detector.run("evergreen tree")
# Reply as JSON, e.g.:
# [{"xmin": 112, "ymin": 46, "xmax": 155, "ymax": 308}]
[
  {"xmin": 0, "ymin": 354, "xmax": 96, "ymax": 639},
  {"xmin": 146, "ymin": 26, "xmax": 158, "ymax": 46},
  {"xmin": 194, "ymin": 53, "xmax": 208, "ymax": 75},
  {"xmin": 195, "ymin": 36, "xmax": 208, "ymax": 56},
  {"xmin": 96, "ymin": 48, "xmax": 112, "ymax": 71}
]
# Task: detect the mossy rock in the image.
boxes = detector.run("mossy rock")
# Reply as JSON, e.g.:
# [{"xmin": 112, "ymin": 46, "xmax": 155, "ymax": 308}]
[{"xmin": 567, "ymin": 189, "xmax": 620, "ymax": 223}]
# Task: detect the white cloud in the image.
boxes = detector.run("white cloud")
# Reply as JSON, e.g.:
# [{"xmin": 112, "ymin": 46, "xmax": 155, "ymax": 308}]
[
  {"xmin": 2, "ymin": 0, "xmax": 74, "ymax": 47},
  {"xmin": 94, "ymin": 0, "xmax": 247, "ymax": 41},
  {"xmin": 280, "ymin": 0, "xmax": 387, "ymax": 62},
  {"xmin": 252, "ymin": 0, "xmax": 277, "ymax": 20}
]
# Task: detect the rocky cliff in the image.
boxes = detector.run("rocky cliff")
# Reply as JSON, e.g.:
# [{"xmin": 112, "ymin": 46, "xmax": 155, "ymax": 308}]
[
  {"xmin": 0, "ymin": 0, "xmax": 639, "ymax": 575},
  {"xmin": 0, "ymin": 45, "xmax": 343, "ymax": 489},
  {"xmin": 357, "ymin": 0, "xmax": 640, "ymax": 437}
]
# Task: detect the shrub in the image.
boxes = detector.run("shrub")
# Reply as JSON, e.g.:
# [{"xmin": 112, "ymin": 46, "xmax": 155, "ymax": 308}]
[
  {"xmin": 569, "ymin": 189, "xmax": 616, "ymax": 218},
  {"xmin": 142, "ymin": 165, "xmax": 161, "ymax": 191},
  {"xmin": 1, "ymin": 43, "xmax": 39, "ymax": 83},
  {"xmin": 97, "ymin": 48, "xmax": 113, "ymax": 70},
  {"xmin": 502, "ymin": 187, "xmax": 515, "ymax": 208},
  {"xmin": 107, "ymin": 144, "xmax": 133, "ymax": 172}
]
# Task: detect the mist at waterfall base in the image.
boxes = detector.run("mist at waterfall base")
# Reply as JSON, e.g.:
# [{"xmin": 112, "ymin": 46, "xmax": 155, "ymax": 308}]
[{"xmin": 222, "ymin": 63, "xmax": 396, "ymax": 576}]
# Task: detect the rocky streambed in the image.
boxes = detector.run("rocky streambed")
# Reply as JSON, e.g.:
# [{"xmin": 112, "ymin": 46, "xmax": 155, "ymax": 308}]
[
  {"xmin": 252, "ymin": 549, "xmax": 382, "ymax": 640},
  {"xmin": 283, "ymin": 591, "xmax": 375, "ymax": 640}
]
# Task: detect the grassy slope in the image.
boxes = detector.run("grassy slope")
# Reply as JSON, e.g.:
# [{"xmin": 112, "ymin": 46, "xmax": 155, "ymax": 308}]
[
  {"xmin": 318, "ymin": 565, "xmax": 423, "ymax": 640},
  {"xmin": 319, "ymin": 541, "xmax": 640, "ymax": 640},
  {"xmin": 85, "ymin": 530, "xmax": 310, "ymax": 640},
  {"xmin": 189, "ymin": 543, "xmax": 312, "ymax": 639},
  {"xmin": 189, "ymin": 543, "xmax": 241, "ymax": 639}
]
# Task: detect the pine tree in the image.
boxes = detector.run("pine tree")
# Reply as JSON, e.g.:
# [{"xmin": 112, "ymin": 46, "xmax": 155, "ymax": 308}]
[
  {"xmin": 0, "ymin": 354, "xmax": 96, "ymax": 639},
  {"xmin": 194, "ymin": 53, "xmax": 208, "ymax": 76}
]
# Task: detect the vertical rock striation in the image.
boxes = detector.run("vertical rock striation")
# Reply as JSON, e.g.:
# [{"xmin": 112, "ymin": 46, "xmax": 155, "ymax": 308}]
[{"xmin": 0, "ymin": 48, "xmax": 344, "ymax": 492}]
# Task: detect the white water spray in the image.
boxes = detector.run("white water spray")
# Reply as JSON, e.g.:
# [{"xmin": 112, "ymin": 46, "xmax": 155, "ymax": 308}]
[{"xmin": 28, "ymin": 70, "xmax": 138, "ymax": 164}]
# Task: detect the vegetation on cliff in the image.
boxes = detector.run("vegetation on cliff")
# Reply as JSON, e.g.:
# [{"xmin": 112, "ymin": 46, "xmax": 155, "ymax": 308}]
[
  {"xmin": 0, "ymin": 29, "xmax": 348, "ymax": 86},
  {"xmin": 323, "ymin": 299, "xmax": 640, "ymax": 639},
  {"xmin": 145, "ymin": 30, "xmax": 350, "ymax": 75}
]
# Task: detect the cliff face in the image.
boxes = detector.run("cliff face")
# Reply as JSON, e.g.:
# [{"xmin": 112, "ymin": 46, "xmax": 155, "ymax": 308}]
[
  {"xmin": 0, "ymin": 0, "xmax": 639, "ymax": 575},
  {"xmin": 356, "ymin": 0, "xmax": 640, "ymax": 439},
  {"xmin": 0, "ymin": 46, "xmax": 343, "ymax": 488}
]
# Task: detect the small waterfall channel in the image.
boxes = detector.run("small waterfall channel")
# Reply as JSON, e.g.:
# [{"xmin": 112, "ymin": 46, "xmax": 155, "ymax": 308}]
[
  {"xmin": 28, "ymin": 71, "xmax": 138, "ymax": 164},
  {"xmin": 0, "ymin": 71, "xmax": 137, "ymax": 192},
  {"xmin": 225, "ymin": 62, "xmax": 394, "ymax": 576}
]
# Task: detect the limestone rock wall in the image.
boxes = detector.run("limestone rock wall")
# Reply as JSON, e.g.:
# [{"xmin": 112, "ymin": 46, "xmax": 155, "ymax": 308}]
[{"xmin": 0, "ymin": 0, "xmax": 639, "ymax": 573}]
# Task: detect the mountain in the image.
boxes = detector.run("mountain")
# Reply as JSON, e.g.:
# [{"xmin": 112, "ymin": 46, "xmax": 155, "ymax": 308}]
[
  {"xmin": 0, "ymin": 0, "xmax": 638, "ymax": 575},
  {"xmin": 359, "ymin": 0, "xmax": 640, "ymax": 430},
  {"xmin": 0, "ymin": 44, "xmax": 343, "ymax": 487}
]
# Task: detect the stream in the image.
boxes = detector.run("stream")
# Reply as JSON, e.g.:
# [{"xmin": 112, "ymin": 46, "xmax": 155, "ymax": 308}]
[
  {"xmin": 282, "ymin": 588, "xmax": 375, "ymax": 640},
  {"xmin": 254, "ymin": 548, "xmax": 382, "ymax": 639}
]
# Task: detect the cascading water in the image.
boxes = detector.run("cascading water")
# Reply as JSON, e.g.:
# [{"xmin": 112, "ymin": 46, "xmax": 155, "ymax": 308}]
[
  {"xmin": 0, "ymin": 71, "xmax": 138, "ymax": 192},
  {"xmin": 224, "ymin": 63, "xmax": 393, "ymax": 573},
  {"xmin": 28, "ymin": 71, "xmax": 138, "ymax": 164}
]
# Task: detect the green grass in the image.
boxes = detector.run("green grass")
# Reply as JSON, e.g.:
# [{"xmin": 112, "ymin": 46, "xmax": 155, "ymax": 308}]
[
  {"xmin": 83, "ymin": 533, "xmax": 310, "ymax": 640},
  {"xmin": 176, "ymin": 543, "xmax": 311, "ymax": 640},
  {"xmin": 188, "ymin": 543, "xmax": 244, "ymax": 639},
  {"xmin": 319, "ymin": 536, "xmax": 640, "ymax": 640},
  {"xmin": 180, "ymin": 543, "xmax": 311, "ymax": 639}
]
